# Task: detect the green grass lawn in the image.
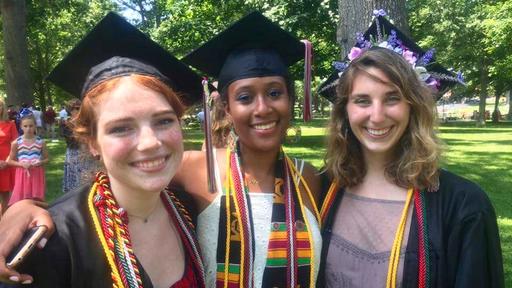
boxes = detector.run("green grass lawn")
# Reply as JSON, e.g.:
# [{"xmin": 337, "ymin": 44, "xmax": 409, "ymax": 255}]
[{"xmin": 44, "ymin": 119, "xmax": 512, "ymax": 285}]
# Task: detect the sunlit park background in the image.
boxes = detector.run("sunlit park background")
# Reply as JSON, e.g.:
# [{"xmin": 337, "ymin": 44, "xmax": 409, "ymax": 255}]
[{"xmin": 1, "ymin": 0, "xmax": 511, "ymax": 286}]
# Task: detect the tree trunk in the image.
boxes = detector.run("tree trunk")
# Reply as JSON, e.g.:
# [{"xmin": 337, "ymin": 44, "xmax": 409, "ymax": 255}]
[
  {"xmin": 477, "ymin": 56, "xmax": 488, "ymax": 126},
  {"xmin": 337, "ymin": 0, "xmax": 409, "ymax": 58},
  {"xmin": 1, "ymin": 0, "xmax": 33, "ymax": 106},
  {"xmin": 492, "ymin": 93, "xmax": 501, "ymax": 123},
  {"xmin": 506, "ymin": 90, "xmax": 511, "ymax": 120}
]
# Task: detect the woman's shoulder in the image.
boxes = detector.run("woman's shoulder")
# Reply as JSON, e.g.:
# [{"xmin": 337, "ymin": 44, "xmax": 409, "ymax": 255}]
[
  {"xmin": 434, "ymin": 169, "xmax": 495, "ymax": 218},
  {"xmin": 182, "ymin": 150, "xmax": 205, "ymax": 165},
  {"xmin": 3, "ymin": 120, "xmax": 16, "ymax": 128},
  {"xmin": 49, "ymin": 185, "xmax": 91, "ymax": 219},
  {"xmin": 174, "ymin": 150, "xmax": 209, "ymax": 197}
]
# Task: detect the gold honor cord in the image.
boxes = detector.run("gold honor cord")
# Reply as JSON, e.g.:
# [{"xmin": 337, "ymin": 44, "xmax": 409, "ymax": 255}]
[
  {"xmin": 285, "ymin": 155, "xmax": 316, "ymax": 288},
  {"xmin": 386, "ymin": 187, "xmax": 414, "ymax": 288},
  {"xmin": 285, "ymin": 156, "xmax": 321, "ymax": 223},
  {"xmin": 88, "ymin": 183, "xmax": 124, "ymax": 288}
]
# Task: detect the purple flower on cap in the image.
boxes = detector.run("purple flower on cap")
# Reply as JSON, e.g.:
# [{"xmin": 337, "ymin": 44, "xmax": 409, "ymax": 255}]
[
  {"xmin": 333, "ymin": 61, "xmax": 348, "ymax": 72},
  {"xmin": 403, "ymin": 50, "xmax": 417, "ymax": 65},
  {"xmin": 348, "ymin": 47, "xmax": 363, "ymax": 60},
  {"xmin": 373, "ymin": 9, "xmax": 387, "ymax": 17},
  {"xmin": 426, "ymin": 78, "xmax": 440, "ymax": 91}
]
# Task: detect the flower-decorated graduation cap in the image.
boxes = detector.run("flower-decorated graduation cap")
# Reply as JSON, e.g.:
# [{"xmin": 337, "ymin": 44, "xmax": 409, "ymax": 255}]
[
  {"xmin": 318, "ymin": 9, "xmax": 465, "ymax": 102},
  {"xmin": 182, "ymin": 11, "xmax": 313, "ymax": 121},
  {"xmin": 47, "ymin": 12, "xmax": 203, "ymax": 106}
]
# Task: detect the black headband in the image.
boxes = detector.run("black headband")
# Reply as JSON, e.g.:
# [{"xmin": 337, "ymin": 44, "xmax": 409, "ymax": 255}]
[{"xmin": 81, "ymin": 56, "xmax": 172, "ymax": 97}]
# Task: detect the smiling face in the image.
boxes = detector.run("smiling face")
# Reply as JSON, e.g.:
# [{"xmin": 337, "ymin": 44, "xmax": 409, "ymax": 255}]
[
  {"xmin": 346, "ymin": 67, "xmax": 411, "ymax": 160},
  {"xmin": 89, "ymin": 77, "xmax": 183, "ymax": 195},
  {"xmin": 226, "ymin": 76, "xmax": 291, "ymax": 153}
]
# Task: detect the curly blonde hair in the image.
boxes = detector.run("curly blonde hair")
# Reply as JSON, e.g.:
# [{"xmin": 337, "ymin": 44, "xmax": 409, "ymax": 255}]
[{"xmin": 325, "ymin": 48, "xmax": 442, "ymax": 190}]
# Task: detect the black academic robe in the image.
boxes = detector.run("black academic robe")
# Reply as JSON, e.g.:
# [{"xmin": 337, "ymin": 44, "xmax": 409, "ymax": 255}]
[
  {"xmin": 317, "ymin": 169, "xmax": 504, "ymax": 288},
  {"xmin": 19, "ymin": 184, "xmax": 202, "ymax": 288}
]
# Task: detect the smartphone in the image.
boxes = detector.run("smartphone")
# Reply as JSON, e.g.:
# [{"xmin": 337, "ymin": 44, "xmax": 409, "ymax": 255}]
[{"xmin": 6, "ymin": 225, "xmax": 47, "ymax": 268}]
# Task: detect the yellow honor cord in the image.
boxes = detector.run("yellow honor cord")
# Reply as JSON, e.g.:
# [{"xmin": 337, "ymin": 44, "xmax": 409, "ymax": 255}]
[
  {"xmin": 386, "ymin": 188, "xmax": 414, "ymax": 288},
  {"xmin": 223, "ymin": 148, "xmax": 232, "ymax": 288},
  {"xmin": 320, "ymin": 180, "xmax": 339, "ymax": 226},
  {"xmin": 225, "ymin": 147, "xmax": 249, "ymax": 287},
  {"xmin": 285, "ymin": 156, "xmax": 316, "ymax": 288},
  {"xmin": 87, "ymin": 182, "xmax": 125, "ymax": 288},
  {"xmin": 285, "ymin": 156, "xmax": 321, "ymax": 224}
]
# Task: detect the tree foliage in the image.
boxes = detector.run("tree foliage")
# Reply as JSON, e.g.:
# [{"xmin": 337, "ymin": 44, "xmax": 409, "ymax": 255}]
[
  {"xmin": 0, "ymin": 0, "xmax": 339, "ymax": 111},
  {"xmin": 408, "ymin": 0, "xmax": 512, "ymax": 123},
  {"xmin": 116, "ymin": 0, "xmax": 339, "ymax": 114},
  {"xmin": 4, "ymin": 0, "xmax": 508, "ymax": 120},
  {"xmin": 25, "ymin": 0, "xmax": 117, "ymax": 109}
]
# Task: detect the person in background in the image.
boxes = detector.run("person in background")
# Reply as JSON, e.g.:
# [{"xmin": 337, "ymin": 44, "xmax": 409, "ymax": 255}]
[
  {"xmin": 6, "ymin": 105, "xmax": 17, "ymax": 122},
  {"xmin": 7, "ymin": 110, "xmax": 48, "ymax": 206},
  {"xmin": 28, "ymin": 106, "xmax": 43, "ymax": 136},
  {"xmin": 0, "ymin": 99, "xmax": 18, "ymax": 215},
  {"xmin": 15, "ymin": 104, "xmax": 29, "ymax": 135},
  {"xmin": 57, "ymin": 105, "xmax": 68, "ymax": 137},
  {"xmin": 196, "ymin": 109, "xmax": 205, "ymax": 130},
  {"xmin": 61, "ymin": 98, "xmax": 98, "ymax": 194},
  {"xmin": 43, "ymin": 106, "xmax": 57, "ymax": 140}
]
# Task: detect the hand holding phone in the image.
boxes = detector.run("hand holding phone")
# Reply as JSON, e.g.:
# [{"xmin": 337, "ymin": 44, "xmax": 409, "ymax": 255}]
[{"xmin": 6, "ymin": 225, "xmax": 47, "ymax": 269}]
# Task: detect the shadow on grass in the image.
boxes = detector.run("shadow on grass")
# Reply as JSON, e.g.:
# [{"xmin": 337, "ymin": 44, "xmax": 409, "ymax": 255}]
[
  {"xmin": 440, "ymin": 121, "xmax": 512, "ymax": 128},
  {"xmin": 442, "ymin": 138, "xmax": 512, "ymax": 147},
  {"xmin": 439, "ymin": 127, "xmax": 512, "ymax": 134},
  {"xmin": 442, "ymin": 149, "xmax": 512, "ymax": 219}
]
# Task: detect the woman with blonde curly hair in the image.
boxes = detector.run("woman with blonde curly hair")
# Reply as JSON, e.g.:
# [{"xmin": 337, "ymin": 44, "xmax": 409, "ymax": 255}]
[{"xmin": 318, "ymin": 48, "xmax": 503, "ymax": 287}]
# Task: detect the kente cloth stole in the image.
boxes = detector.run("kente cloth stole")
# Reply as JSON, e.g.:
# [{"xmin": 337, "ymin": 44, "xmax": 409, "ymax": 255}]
[
  {"xmin": 216, "ymin": 144, "xmax": 317, "ymax": 288},
  {"xmin": 321, "ymin": 182, "xmax": 431, "ymax": 288},
  {"xmin": 88, "ymin": 172, "xmax": 205, "ymax": 288}
]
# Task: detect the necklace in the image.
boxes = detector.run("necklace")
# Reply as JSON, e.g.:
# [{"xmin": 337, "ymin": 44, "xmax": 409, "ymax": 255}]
[
  {"xmin": 127, "ymin": 213, "xmax": 151, "ymax": 223},
  {"xmin": 245, "ymin": 174, "xmax": 259, "ymax": 185},
  {"xmin": 89, "ymin": 172, "xmax": 207, "ymax": 288},
  {"xmin": 125, "ymin": 203, "xmax": 159, "ymax": 224}
]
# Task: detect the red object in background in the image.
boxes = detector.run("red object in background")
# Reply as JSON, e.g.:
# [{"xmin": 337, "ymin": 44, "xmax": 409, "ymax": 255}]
[{"xmin": 44, "ymin": 107, "xmax": 57, "ymax": 125}]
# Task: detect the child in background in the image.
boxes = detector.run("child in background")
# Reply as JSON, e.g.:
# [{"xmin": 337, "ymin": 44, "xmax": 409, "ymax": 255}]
[{"xmin": 7, "ymin": 110, "xmax": 48, "ymax": 206}]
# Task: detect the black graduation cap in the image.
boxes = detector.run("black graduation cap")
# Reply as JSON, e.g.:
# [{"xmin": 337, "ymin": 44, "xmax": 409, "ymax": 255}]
[
  {"xmin": 318, "ymin": 14, "xmax": 464, "ymax": 102},
  {"xmin": 181, "ymin": 11, "xmax": 306, "ymax": 93},
  {"xmin": 47, "ymin": 12, "xmax": 203, "ymax": 106}
]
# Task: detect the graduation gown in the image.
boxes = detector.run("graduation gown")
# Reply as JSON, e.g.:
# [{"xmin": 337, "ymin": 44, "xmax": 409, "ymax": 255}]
[
  {"xmin": 19, "ymin": 184, "xmax": 204, "ymax": 288},
  {"xmin": 318, "ymin": 169, "xmax": 504, "ymax": 287}
]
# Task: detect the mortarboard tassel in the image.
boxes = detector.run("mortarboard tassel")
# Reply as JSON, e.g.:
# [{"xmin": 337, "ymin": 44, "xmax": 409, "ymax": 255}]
[
  {"xmin": 301, "ymin": 40, "xmax": 313, "ymax": 122},
  {"xmin": 202, "ymin": 78, "xmax": 217, "ymax": 194}
]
